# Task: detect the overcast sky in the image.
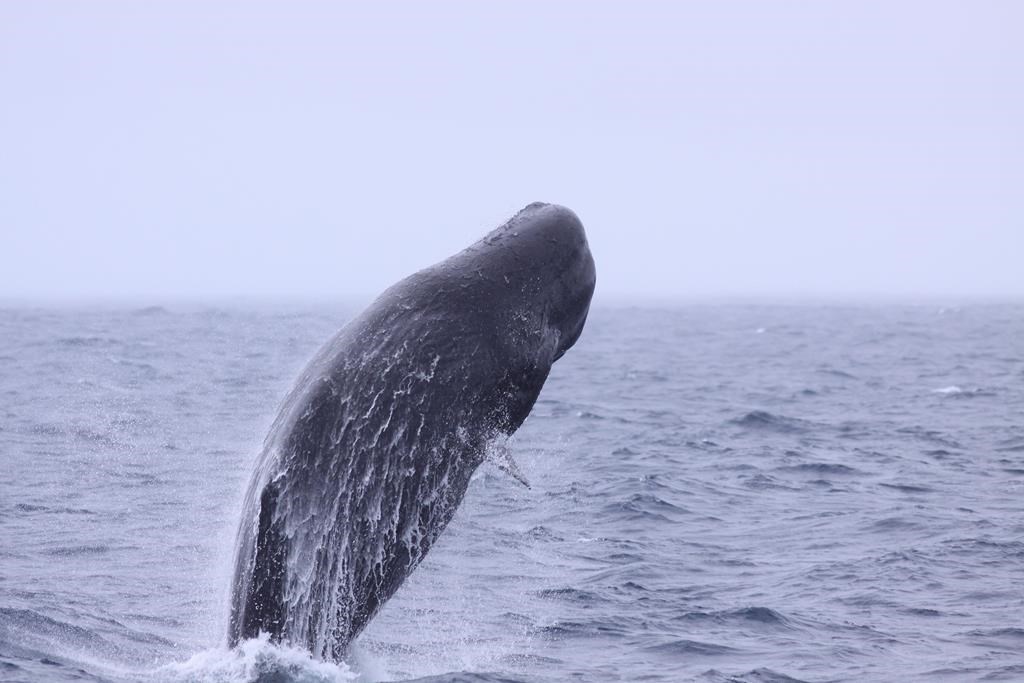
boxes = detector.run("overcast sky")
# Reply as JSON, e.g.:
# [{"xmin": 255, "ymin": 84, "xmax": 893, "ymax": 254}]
[{"xmin": 1, "ymin": 2, "xmax": 1021, "ymax": 303}]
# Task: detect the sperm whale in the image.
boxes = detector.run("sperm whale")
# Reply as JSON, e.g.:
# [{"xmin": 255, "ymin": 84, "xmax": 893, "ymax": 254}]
[{"xmin": 227, "ymin": 202, "xmax": 596, "ymax": 660}]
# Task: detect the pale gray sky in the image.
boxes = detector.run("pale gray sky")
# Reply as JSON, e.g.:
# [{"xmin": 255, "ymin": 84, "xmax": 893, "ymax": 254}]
[{"xmin": 1, "ymin": 1, "xmax": 1021, "ymax": 302}]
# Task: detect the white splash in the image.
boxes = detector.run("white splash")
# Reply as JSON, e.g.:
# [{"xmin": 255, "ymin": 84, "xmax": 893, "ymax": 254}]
[{"xmin": 154, "ymin": 634, "xmax": 357, "ymax": 683}]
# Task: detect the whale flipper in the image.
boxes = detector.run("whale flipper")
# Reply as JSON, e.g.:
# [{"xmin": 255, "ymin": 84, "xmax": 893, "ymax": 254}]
[{"xmin": 490, "ymin": 442, "xmax": 530, "ymax": 489}]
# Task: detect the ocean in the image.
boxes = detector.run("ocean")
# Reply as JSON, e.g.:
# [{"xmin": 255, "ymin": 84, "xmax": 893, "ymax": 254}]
[{"xmin": 1, "ymin": 303, "xmax": 1022, "ymax": 683}]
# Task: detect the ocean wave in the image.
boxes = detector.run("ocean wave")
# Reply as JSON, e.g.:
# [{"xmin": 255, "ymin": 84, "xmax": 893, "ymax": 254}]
[
  {"xmin": 816, "ymin": 367, "xmax": 857, "ymax": 380},
  {"xmin": 13, "ymin": 503, "xmax": 97, "ymax": 515},
  {"xmin": 775, "ymin": 462, "xmax": 863, "ymax": 476},
  {"xmin": 27, "ymin": 421, "xmax": 127, "ymax": 448},
  {"xmin": 401, "ymin": 673, "xmax": 535, "ymax": 683},
  {"xmin": 741, "ymin": 473, "xmax": 798, "ymax": 491},
  {"xmin": 730, "ymin": 411, "xmax": 811, "ymax": 434},
  {"xmin": 995, "ymin": 438, "xmax": 1024, "ymax": 453},
  {"xmin": 672, "ymin": 607, "xmax": 792, "ymax": 628},
  {"xmin": 0, "ymin": 607, "xmax": 109, "ymax": 650},
  {"xmin": 931, "ymin": 385, "xmax": 994, "ymax": 398},
  {"xmin": 604, "ymin": 493, "xmax": 689, "ymax": 517},
  {"xmin": 980, "ymin": 664, "xmax": 1024, "ymax": 681},
  {"xmin": 56, "ymin": 336, "xmax": 117, "ymax": 347},
  {"xmin": 878, "ymin": 482, "xmax": 933, "ymax": 494},
  {"xmin": 641, "ymin": 637, "xmax": 738, "ymax": 656},
  {"xmin": 537, "ymin": 617, "xmax": 636, "ymax": 639},
  {"xmin": 895, "ymin": 426, "xmax": 963, "ymax": 449},
  {"xmin": 534, "ymin": 587, "xmax": 603, "ymax": 605},
  {"xmin": 700, "ymin": 668, "xmax": 811, "ymax": 683}
]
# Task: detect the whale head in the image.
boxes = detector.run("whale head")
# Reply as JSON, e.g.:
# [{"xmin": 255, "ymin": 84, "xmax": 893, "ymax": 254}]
[
  {"xmin": 428, "ymin": 202, "xmax": 596, "ymax": 433},
  {"xmin": 373, "ymin": 201, "xmax": 595, "ymax": 435},
  {"xmin": 504, "ymin": 202, "xmax": 596, "ymax": 361},
  {"xmin": 450, "ymin": 202, "xmax": 596, "ymax": 363}
]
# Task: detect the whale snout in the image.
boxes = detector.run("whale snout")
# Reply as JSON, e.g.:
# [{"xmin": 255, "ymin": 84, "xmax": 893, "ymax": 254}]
[
  {"xmin": 449, "ymin": 201, "xmax": 595, "ymax": 361},
  {"xmin": 516, "ymin": 202, "xmax": 588, "ymax": 250},
  {"xmin": 515, "ymin": 203, "xmax": 595, "ymax": 361}
]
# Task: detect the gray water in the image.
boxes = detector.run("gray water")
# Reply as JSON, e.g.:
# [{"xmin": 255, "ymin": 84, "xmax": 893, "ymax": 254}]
[{"xmin": 1, "ymin": 304, "xmax": 1023, "ymax": 683}]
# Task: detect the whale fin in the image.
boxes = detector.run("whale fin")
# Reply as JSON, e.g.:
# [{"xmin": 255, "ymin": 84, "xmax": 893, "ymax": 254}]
[{"xmin": 490, "ymin": 442, "xmax": 531, "ymax": 488}]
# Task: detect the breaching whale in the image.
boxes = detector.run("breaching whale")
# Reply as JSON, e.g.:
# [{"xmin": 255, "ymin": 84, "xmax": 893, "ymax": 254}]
[{"xmin": 227, "ymin": 202, "xmax": 596, "ymax": 660}]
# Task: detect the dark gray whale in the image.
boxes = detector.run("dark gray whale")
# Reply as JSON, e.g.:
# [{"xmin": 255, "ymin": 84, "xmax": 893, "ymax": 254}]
[{"xmin": 227, "ymin": 202, "xmax": 596, "ymax": 660}]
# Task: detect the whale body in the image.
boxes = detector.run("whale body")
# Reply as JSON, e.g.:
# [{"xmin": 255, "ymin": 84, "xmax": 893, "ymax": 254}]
[{"xmin": 227, "ymin": 202, "xmax": 596, "ymax": 660}]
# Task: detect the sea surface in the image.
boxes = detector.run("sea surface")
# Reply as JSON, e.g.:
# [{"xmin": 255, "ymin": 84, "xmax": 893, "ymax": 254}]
[{"xmin": 1, "ymin": 303, "xmax": 1023, "ymax": 683}]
